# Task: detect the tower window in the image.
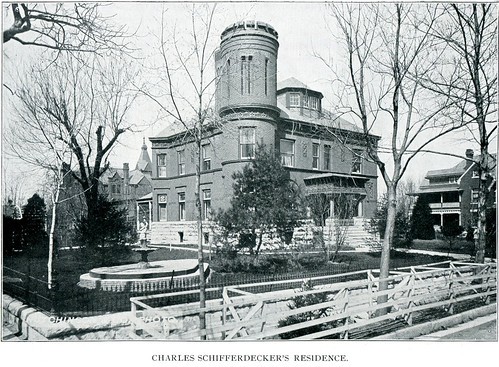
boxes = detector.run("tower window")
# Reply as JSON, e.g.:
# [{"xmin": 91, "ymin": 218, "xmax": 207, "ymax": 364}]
[
  {"xmin": 240, "ymin": 55, "xmax": 252, "ymax": 94},
  {"xmin": 264, "ymin": 58, "xmax": 269, "ymax": 95},
  {"xmin": 227, "ymin": 59, "xmax": 231, "ymax": 98},
  {"xmin": 289, "ymin": 93, "xmax": 300, "ymax": 107},
  {"xmin": 240, "ymin": 127, "xmax": 256, "ymax": 159}
]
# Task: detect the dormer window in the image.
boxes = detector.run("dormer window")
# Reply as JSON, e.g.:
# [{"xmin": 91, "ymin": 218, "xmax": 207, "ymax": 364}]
[
  {"xmin": 449, "ymin": 176, "xmax": 457, "ymax": 183},
  {"xmin": 289, "ymin": 93, "xmax": 300, "ymax": 107},
  {"xmin": 310, "ymin": 97, "xmax": 318, "ymax": 109},
  {"xmin": 303, "ymin": 95, "xmax": 309, "ymax": 107}
]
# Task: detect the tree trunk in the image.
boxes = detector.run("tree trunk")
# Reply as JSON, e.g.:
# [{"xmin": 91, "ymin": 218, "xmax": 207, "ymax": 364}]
[
  {"xmin": 195, "ymin": 126, "xmax": 207, "ymax": 339},
  {"xmin": 475, "ymin": 153, "xmax": 488, "ymax": 263},
  {"xmin": 48, "ymin": 169, "xmax": 62, "ymax": 290},
  {"xmin": 377, "ymin": 184, "xmax": 396, "ymax": 315}
]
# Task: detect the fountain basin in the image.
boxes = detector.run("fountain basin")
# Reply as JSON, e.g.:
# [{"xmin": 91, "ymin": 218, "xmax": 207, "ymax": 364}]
[{"xmin": 79, "ymin": 259, "xmax": 210, "ymax": 292}]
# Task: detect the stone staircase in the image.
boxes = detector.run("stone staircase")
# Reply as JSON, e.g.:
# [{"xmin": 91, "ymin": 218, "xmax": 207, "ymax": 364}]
[{"xmin": 292, "ymin": 218, "xmax": 376, "ymax": 250}]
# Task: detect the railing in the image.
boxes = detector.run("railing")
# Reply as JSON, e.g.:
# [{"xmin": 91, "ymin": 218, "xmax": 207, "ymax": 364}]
[
  {"xmin": 3, "ymin": 263, "xmax": 367, "ymax": 317},
  {"xmin": 429, "ymin": 202, "xmax": 460, "ymax": 209},
  {"xmin": 129, "ymin": 261, "xmax": 497, "ymax": 340}
]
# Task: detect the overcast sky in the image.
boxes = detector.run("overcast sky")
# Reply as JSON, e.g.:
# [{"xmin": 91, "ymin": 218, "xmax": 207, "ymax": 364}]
[{"xmin": 2, "ymin": 1, "xmax": 497, "ymax": 201}]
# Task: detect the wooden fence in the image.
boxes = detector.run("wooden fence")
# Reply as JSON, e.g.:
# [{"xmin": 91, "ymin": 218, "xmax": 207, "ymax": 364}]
[{"xmin": 129, "ymin": 261, "xmax": 496, "ymax": 340}]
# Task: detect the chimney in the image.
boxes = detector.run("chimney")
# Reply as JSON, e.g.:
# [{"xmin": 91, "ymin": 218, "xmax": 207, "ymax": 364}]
[
  {"xmin": 465, "ymin": 149, "xmax": 474, "ymax": 169},
  {"xmin": 123, "ymin": 163, "xmax": 129, "ymax": 185}
]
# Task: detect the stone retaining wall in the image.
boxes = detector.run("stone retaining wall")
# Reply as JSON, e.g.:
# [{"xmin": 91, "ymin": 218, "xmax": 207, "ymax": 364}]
[{"xmin": 3, "ymin": 294, "xmax": 135, "ymax": 340}]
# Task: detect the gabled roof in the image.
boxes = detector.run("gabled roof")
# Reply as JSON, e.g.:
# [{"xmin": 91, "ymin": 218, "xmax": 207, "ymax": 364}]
[
  {"xmin": 426, "ymin": 160, "xmax": 467, "ymax": 178},
  {"xmin": 425, "ymin": 153, "xmax": 497, "ymax": 179},
  {"xmin": 100, "ymin": 168, "xmax": 151, "ymax": 187}
]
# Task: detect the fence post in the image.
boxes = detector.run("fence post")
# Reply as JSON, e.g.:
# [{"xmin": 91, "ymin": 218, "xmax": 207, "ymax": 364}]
[
  {"xmin": 447, "ymin": 267, "xmax": 455, "ymax": 314},
  {"xmin": 366, "ymin": 270, "xmax": 373, "ymax": 318},
  {"xmin": 483, "ymin": 265, "xmax": 492, "ymax": 305},
  {"xmin": 221, "ymin": 287, "xmax": 228, "ymax": 340},
  {"xmin": 341, "ymin": 288, "xmax": 350, "ymax": 340},
  {"xmin": 405, "ymin": 268, "xmax": 416, "ymax": 326}
]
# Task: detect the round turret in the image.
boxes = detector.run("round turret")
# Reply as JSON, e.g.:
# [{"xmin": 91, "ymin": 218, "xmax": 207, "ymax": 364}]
[{"xmin": 215, "ymin": 20, "xmax": 280, "ymax": 119}]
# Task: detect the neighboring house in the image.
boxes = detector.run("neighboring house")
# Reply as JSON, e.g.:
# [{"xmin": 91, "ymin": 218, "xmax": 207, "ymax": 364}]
[
  {"xmin": 53, "ymin": 140, "xmax": 153, "ymax": 248},
  {"xmin": 412, "ymin": 149, "xmax": 496, "ymax": 228},
  {"xmin": 149, "ymin": 20, "xmax": 379, "ymax": 245},
  {"xmin": 100, "ymin": 139, "xmax": 153, "ymax": 228}
]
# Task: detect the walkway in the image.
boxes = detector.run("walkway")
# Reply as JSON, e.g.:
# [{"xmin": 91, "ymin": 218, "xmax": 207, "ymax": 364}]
[
  {"xmin": 415, "ymin": 314, "xmax": 497, "ymax": 341},
  {"xmin": 151, "ymin": 243, "xmax": 475, "ymax": 261}
]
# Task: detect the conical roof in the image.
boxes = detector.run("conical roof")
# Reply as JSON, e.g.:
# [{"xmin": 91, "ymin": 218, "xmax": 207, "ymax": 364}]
[{"xmin": 136, "ymin": 137, "xmax": 152, "ymax": 173}]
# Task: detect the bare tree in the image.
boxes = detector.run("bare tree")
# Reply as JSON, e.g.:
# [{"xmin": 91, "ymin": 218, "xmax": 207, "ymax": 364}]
[
  {"xmin": 326, "ymin": 4, "xmax": 465, "ymax": 311},
  {"xmin": 138, "ymin": 4, "xmax": 221, "ymax": 337},
  {"xmin": 420, "ymin": 4, "xmax": 497, "ymax": 263},
  {"xmin": 5, "ymin": 71, "xmax": 76, "ymax": 288},
  {"xmin": 3, "ymin": 3, "xmax": 130, "ymax": 56},
  {"xmin": 6, "ymin": 54, "xmax": 140, "ymax": 219}
]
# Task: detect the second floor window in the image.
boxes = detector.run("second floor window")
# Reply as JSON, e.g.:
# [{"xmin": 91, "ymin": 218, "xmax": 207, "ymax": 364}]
[
  {"xmin": 352, "ymin": 149, "xmax": 362, "ymax": 174},
  {"xmin": 178, "ymin": 192, "xmax": 186, "ymax": 221},
  {"xmin": 323, "ymin": 145, "xmax": 331, "ymax": 171},
  {"xmin": 312, "ymin": 143, "xmax": 320, "ymax": 169},
  {"xmin": 111, "ymin": 183, "xmax": 121, "ymax": 194},
  {"xmin": 177, "ymin": 150, "xmax": 185, "ymax": 175},
  {"xmin": 157, "ymin": 154, "xmax": 167, "ymax": 178},
  {"xmin": 471, "ymin": 189, "xmax": 480, "ymax": 203},
  {"xmin": 240, "ymin": 127, "xmax": 255, "ymax": 159},
  {"xmin": 280, "ymin": 139, "xmax": 295, "ymax": 167},
  {"xmin": 202, "ymin": 144, "xmax": 211, "ymax": 171}
]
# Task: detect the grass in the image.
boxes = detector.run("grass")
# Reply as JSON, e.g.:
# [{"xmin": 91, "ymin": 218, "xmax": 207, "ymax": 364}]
[
  {"xmin": 409, "ymin": 238, "xmax": 475, "ymax": 256},
  {"xmin": 3, "ymin": 247, "xmax": 197, "ymax": 292}
]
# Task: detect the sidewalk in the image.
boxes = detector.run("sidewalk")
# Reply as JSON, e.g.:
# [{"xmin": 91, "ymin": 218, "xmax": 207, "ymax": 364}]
[{"xmin": 414, "ymin": 313, "xmax": 497, "ymax": 341}]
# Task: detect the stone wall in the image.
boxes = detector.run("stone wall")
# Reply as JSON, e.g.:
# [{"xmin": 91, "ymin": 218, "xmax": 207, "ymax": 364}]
[{"xmin": 3, "ymin": 294, "xmax": 135, "ymax": 340}]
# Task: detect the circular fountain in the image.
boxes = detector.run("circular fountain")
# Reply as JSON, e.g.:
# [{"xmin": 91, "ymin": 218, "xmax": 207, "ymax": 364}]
[{"xmin": 78, "ymin": 240, "xmax": 209, "ymax": 292}]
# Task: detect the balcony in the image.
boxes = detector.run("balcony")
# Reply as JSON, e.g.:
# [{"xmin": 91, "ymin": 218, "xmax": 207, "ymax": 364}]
[{"xmin": 429, "ymin": 202, "xmax": 460, "ymax": 209}]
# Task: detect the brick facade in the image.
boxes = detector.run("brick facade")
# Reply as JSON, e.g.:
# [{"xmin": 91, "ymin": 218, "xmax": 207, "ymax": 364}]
[{"xmin": 150, "ymin": 21, "xmax": 379, "ymax": 245}]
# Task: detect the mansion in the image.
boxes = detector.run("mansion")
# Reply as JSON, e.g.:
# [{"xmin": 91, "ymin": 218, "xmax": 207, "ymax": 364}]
[{"xmin": 149, "ymin": 21, "xmax": 379, "ymax": 245}]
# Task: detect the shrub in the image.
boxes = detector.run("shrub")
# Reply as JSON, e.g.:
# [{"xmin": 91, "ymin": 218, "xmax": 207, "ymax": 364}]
[
  {"xmin": 73, "ymin": 195, "xmax": 136, "ymax": 265},
  {"xmin": 410, "ymin": 196, "xmax": 435, "ymax": 240},
  {"xmin": 278, "ymin": 280, "xmax": 339, "ymax": 339}
]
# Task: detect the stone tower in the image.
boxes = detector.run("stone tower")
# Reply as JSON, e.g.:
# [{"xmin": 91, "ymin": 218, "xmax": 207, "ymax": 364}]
[{"xmin": 215, "ymin": 20, "xmax": 280, "ymax": 120}]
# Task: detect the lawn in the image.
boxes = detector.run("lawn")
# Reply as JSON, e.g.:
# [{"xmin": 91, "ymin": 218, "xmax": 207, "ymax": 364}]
[
  {"xmin": 3, "ymin": 247, "xmax": 197, "ymax": 290},
  {"xmin": 3, "ymin": 245, "xmax": 452, "ymax": 316},
  {"xmin": 409, "ymin": 238, "xmax": 475, "ymax": 256}
]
